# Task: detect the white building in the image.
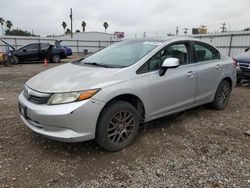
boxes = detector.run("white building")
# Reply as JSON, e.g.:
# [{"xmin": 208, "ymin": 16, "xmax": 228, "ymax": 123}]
[
  {"xmin": 54, "ymin": 31, "xmax": 120, "ymax": 53},
  {"xmin": 0, "ymin": 32, "xmax": 121, "ymax": 53}
]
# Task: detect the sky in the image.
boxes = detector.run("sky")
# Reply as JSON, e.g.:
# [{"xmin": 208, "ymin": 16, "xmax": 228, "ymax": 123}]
[{"xmin": 0, "ymin": 0, "xmax": 250, "ymax": 37}]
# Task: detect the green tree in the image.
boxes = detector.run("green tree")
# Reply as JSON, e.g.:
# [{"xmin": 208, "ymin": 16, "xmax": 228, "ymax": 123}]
[
  {"xmin": 243, "ymin": 27, "xmax": 250, "ymax": 31},
  {"xmin": 6, "ymin": 20, "xmax": 13, "ymax": 30},
  {"xmin": 76, "ymin": 30, "xmax": 80, "ymax": 33},
  {"xmin": 0, "ymin": 17, "xmax": 5, "ymax": 35},
  {"xmin": 62, "ymin": 21, "xmax": 67, "ymax": 33},
  {"xmin": 5, "ymin": 29, "xmax": 37, "ymax": 36},
  {"xmin": 81, "ymin": 21, "xmax": 86, "ymax": 32},
  {"xmin": 103, "ymin": 22, "xmax": 109, "ymax": 33}
]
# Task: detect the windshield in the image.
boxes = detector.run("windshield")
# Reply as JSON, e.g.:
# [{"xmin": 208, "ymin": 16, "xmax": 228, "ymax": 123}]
[{"xmin": 79, "ymin": 40, "xmax": 162, "ymax": 68}]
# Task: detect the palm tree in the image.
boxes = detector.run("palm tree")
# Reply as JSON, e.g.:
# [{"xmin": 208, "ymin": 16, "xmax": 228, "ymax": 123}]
[
  {"xmin": 81, "ymin": 21, "xmax": 86, "ymax": 32},
  {"xmin": 65, "ymin": 28, "xmax": 71, "ymax": 35},
  {"xmin": 0, "ymin": 17, "xmax": 5, "ymax": 35},
  {"xmin": 103, "ymin": 22, "xmax": 109, "ymax": 33},
  {"xmin": 62, "ymin": 21, "xmax": 67, "ymax": 33},
  {"xmin": 6, "ymin": 20, "xmax": 13, "ymax": 30}
]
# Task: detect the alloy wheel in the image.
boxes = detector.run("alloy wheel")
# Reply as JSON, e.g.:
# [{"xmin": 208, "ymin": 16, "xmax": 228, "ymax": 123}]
[{"xmin": 107, "ymin": 110, "xmax": 136, "ymax": 144}]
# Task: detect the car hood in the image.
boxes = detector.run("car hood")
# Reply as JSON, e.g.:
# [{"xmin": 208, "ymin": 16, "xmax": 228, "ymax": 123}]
[
  {"xmin": 235, "ymin": 52, "xmax": 250, "ymax": 63},
  {"xmin": 26, "ymin": 63, "xmax": 127, "ymax": 93}
]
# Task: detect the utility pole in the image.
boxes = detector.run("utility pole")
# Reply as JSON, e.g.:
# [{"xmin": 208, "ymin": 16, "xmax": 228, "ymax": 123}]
[
  {"xmin": 70, "ymin": 8, "xmax": 73, "ymax": 38},
  {"xmin": 221, "ymin": 23, "xmax": 226, "ymax": 33},
  {"xmin": 184, "ymin": 28, "xmax": 188, "ymax": 35},
  {"xmin": 176, "ymin": 26, "xmax": 179, "ymax": 36}
]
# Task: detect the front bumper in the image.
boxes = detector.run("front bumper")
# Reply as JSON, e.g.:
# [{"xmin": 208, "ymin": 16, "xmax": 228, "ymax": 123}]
[
  {"xmin": 237, "ymin": 66, "xmax": 250, "ymax": 80},
  {"xmin": 18, "ymin": 91, "xmax": 105, "ymax": 142}
]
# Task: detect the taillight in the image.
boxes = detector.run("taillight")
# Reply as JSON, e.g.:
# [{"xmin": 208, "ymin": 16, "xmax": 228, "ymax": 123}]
[{"xmin": 232, "ymin": 58, "xmax": 238, "ymax": 66}]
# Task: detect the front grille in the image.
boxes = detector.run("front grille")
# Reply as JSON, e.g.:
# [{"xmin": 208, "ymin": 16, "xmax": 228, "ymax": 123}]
[
  {"xmin": 23, "ymin": 86, "xmax": 51, "ymax": 104},
  {"xmin": 29, "ymin": 95, "xmax": 50, "ymax": 104},
  {"xmin": 239, "ymin": 64, "xmax": 249, "ymax": 68},
  {"xmin": 239, "ymin": 62, "xmax": 250, "ymax": 73}
]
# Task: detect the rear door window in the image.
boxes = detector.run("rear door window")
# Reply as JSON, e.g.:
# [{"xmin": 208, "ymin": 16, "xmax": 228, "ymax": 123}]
[
  {"xmin": 40, "ymin": 43, "xmax": 50, "ymax": 50},
  {"xmin": 194, "ymin": 42, "xmax": 220, "ymax": 62}
]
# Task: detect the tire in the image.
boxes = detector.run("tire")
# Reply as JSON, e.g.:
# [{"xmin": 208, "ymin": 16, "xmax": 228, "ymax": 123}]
[
  {"xmin": 96, "ymin": 100, "xmax": 140, "ymax": 152},
  {"xmin": 237, "ymin": 77, "xmax": 242, "ymax": 84},
  {"xmin": 210, "ymin": 80, "xmax": 231, "ymax": 110},
  {"xmin": 51, "ymin": 54, "xmax": 61, "ymax": 63},
  {"xmin": 3, "ymin": 60, "xmax": 12, "ymax": 67},
  {"xmin": 13, "ymin": 56, "xmax": 19, "ymax": 64}
]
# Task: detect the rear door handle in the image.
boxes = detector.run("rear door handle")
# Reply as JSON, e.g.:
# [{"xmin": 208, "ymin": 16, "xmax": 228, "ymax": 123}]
[
  {"xmin": 187, "ymin": 71, "xmax": 196, "ymax": 78},
  {"xmin": 216, "ymin": 64, "xmax": 222, "ymax": 70}
]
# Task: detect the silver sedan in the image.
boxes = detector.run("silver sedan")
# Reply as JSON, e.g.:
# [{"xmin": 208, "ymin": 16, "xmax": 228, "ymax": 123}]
[{"xmin": 18, "ymin": 38, "xmax": 237, "ymax": 151}]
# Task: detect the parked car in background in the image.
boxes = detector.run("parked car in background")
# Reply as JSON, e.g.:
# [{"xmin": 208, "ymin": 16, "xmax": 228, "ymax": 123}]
[
  {"xmin": 0, "ymin": 39, "xmax": 16, "ymax": 66},
  {"xmin": 54, "ymin": 40, "xmax": 72, "ymax": 56},
  {"xmin": 63, "ymin": 46, "xmax": 73, "ymax": 56},
  {"xmin": 18, "ymin": 38, "xmax": 236, "ymax": 151},
  {"xmin": 234, "ymin": 48, "xmax": 250, "ymax": 83},
  {"xmin": 12, "ymin": 43, "xmax": 67, "ymax": 63}
]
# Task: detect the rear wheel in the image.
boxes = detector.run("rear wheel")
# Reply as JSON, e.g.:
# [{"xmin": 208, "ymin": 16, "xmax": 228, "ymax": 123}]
[
  {"xmin": 96, "ymin": 100, "xmax": 140, "ymax": 151},
  {"xmin": 51, "ymin": 54, "xmax": 61, "ymax": 63},
  {"xmin": 211, "ymin": 80, "xmax": 231, "ymax": 110}
]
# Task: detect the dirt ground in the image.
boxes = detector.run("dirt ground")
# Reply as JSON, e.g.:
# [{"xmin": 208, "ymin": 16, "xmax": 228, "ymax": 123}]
[{"xmin": 0, "ymin": 58, "xmax": 249, "ymax": 188}]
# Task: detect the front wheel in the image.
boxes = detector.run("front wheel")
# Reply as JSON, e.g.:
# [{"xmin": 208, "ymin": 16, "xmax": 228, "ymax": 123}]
[
  {"xmin": 210, "ymin": 80, "xmax": 231, "ymax": 110},
  {"xmin": 237, "ymin": 77, "xmax": 242, "ymax": 84},
  {"xmin": 13, "ymin": 56, "xmax": 19, "ymax": 64},
  {"xmin": 96, "ymin": 100, "xmax": 140, "ymax": 151}
]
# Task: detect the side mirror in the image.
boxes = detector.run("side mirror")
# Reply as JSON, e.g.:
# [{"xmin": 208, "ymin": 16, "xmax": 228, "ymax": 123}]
[
  {"xmin": 159, "ymin": 58, "xmax": 180, "ymax": 76},
  {"xmin": 23, "ymin": 48, "xmax": 27, "ymax": 52},
  {"xmin": 245, "ymin": 48, "xmax": 250, "ymax": 52}
]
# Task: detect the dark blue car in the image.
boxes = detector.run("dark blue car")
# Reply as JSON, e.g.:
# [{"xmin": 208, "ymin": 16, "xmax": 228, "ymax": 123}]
[
  {"xmin": 63, "ymin": 46, "xmax": 73, "ymax": 56},
  {"xmin": 235, "ymin": 48, "xmax": 250, "ymax": 83}
]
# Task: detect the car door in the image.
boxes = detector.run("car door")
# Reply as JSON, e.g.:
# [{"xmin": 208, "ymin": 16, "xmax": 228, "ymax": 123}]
[
  {"xmin": 138, "ymin": 41, "xmax": 197, "ymax": 119},
  {"xmin": 20, "ymin": 43, "xmax": 39, "ymax": 60},
  {"xmin": 192, "ymin": 41, "xmax": 222, "ymax": 103},
  {"xmin": 38, "ymin": 43, "xmax": 50, "ymax": 59}
]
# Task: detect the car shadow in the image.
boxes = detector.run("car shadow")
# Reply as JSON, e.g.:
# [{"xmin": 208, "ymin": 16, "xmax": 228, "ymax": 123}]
[{"xmin": 29, "ymin": 106, "xmax": 206, "ymax": 157}]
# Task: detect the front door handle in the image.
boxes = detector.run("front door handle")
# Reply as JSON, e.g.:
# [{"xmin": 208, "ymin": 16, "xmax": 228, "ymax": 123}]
[{"xmin": 187, "ymin": 71, "xmax": 195, "ymax": 78}]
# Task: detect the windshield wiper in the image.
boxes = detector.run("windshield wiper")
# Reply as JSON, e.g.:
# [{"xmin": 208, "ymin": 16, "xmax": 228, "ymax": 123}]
[{"xmin": 84, "ymin": 62, "xmax": 113, "ymax": 68}]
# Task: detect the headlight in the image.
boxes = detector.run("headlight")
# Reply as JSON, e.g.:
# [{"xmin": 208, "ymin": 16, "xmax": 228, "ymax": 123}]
[{"xmin": 47, "ymin": 89, "xmax": 100, "ymax": 105}]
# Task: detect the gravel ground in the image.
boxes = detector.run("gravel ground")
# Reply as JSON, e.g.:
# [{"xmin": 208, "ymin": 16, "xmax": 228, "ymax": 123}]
[{"xmin": 0, "ymin": 59, "xmax": 250, "ymax": 187}]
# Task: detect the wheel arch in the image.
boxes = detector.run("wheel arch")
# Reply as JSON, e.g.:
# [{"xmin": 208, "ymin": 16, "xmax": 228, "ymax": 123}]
[
  {"xmin": 97, "ymin": 93, "xmax": 146, "ymax": 124},
  {"xmin": 222, "ymin": 77, "xmax": 233, "ymax": 89}
]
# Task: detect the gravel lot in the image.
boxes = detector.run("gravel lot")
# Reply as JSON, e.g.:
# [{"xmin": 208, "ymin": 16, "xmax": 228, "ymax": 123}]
[{"xmin": 0, "ymin": 59, "xmax": 250, "ymax": 187}]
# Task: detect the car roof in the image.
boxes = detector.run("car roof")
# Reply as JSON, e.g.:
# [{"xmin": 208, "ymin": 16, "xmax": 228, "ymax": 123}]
[{"xmin": 125, "ymin": 37, "xmax": 212, "ymax": 45}]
